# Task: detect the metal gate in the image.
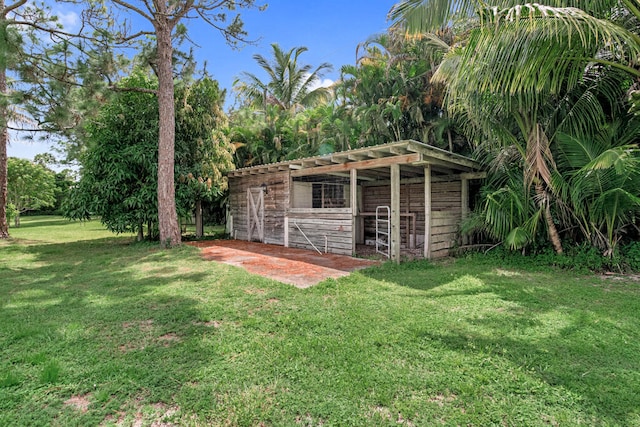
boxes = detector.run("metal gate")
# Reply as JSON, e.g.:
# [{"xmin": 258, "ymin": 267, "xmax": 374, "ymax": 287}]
[{"xmin": 376, "ymin": 206, "xmax": 390, "ymax": 258}]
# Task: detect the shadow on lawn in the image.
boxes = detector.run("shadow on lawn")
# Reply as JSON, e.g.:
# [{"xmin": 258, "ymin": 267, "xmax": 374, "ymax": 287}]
[
  {"xmin": 363, "ymin": 259, "xmax": 640, "ymax": 424},
  {"xmin": 10, "ymin": 219, "xmax": 73, "ymax": 229},
  {"xmin": 0, "ymin": 237, "xmax": 239, "ymax": 425}
]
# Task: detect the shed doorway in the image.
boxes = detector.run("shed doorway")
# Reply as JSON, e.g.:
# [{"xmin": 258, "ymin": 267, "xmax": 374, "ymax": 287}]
[{"xmin": 247, "ymin": 187, "xmax": 265, "ymax": 242}]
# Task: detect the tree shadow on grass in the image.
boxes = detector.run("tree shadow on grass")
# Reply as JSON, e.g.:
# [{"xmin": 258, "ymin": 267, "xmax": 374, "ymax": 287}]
[
  {"xmin": 9, "ymin": 218, "xmax": 75, "ymax": 229},
  {"xmin": 0, "ymin": 237, "xmax": 260, "ymax": 425},
  {"xmin": 362, "ymin": 258, "xmax": 640, "ymax": 425}
]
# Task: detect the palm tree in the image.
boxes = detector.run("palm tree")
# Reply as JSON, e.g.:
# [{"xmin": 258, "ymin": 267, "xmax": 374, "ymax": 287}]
[
  {"xmin": 234, "ymin": 44, "xmax": 333, "ymax": 115},
  {"xmin": 391, "ymin": 0, "xmax": 640, "ymax": 254},
  {"xmin": 555, "ymin": 120, "xmax": 640, "ymax": 256},
  {"xmin": 337, "ymin": 28, "xmax": 453, "ymax": 149}
]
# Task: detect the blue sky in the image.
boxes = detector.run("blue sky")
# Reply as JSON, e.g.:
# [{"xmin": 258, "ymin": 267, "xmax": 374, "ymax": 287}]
[{"xmin": 8, "ymin": 0, "xmax": 399, "ymax": 163}]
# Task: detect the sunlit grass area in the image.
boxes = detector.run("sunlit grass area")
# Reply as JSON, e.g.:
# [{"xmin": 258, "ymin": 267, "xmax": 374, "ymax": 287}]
[{"xmin": 1, "ymin": 216, "xmax": 639, "ymax": 426}]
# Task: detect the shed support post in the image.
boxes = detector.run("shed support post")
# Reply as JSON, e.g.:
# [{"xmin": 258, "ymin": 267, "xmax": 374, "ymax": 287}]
[
  {"xmin": 284, "ymin": 216, "xmax": 289, "ymax": 247},
  {"xmin": 461, "ymin": 177, "xmax": 469, "ymax": 245},
  {"xmin": 424, "ymin": 165, "xmax": 432, "ymax": 259},
  {"xmin": 351, "ymin": 168, "xmax": 358, "ymax": 255},
  {"xmin": 391, "ymin": 163, "xmax": 401, "ymax": 263}
]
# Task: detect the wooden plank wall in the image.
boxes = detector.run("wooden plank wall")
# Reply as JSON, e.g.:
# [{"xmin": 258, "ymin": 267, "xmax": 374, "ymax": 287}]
[
  {"xmin": 362, "ymin": 184, "xmax": 422, "ymax": 246},
  {"xmin": 431, "ymin": 180, "xmax": 462, "ymax": 258},
  {"xmin": 228, "ymin": 171, "xmax": 290, "ymax": 245},
  {"xmin": 361, "ymin": 178, "xmax": 461, "ymax": 258},
  {"xmin": 287, "ymin": 209, "xmax": 353, "ymax": 255}
]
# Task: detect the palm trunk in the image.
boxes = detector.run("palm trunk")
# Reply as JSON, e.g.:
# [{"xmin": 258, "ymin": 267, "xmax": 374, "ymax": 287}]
[
  {"xmin": 536, "ymin": 183, "xmax": 563, "ymax": 254},
  {"xmin": 154, "ymin": 17, "xmax": 180, "ymax": 247}
]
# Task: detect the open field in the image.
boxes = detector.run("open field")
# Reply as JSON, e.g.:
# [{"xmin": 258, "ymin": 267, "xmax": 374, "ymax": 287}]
[{"xmin": 1, "ymin": 216, "xmax": 639, "ymax": 426}]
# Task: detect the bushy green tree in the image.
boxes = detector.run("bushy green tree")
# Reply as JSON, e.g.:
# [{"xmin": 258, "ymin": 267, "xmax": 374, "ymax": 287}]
[
  {"xmin": 175, "ymin": 77, "xmax": 235, "ymax": 237},
  {"xmin": 7, "ymin": 157, "xmax": 55, "ymax": 226},
  {"xmin": 65, "ymin": 72, "xmax": 233, "ymax": 240}
]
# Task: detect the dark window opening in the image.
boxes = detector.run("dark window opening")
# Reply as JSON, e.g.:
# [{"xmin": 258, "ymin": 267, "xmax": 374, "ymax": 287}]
[{"xmin": 312, "ymin": 183, "xmax": 345, "ymax": 208}]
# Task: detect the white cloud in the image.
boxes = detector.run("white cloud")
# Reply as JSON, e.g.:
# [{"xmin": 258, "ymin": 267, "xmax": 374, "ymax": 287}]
[
  {"xmin": 307, "ymin": 78, "xmax": 335, "ymax": 92},
  {"xmin": 55, "ymin": 9, "xmax": 80, "ymax": 31}
]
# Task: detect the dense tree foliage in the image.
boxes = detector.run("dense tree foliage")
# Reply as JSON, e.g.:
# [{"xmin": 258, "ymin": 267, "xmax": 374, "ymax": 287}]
[
  {"xmin": 84, "ymin": 0, "xmax": 265, "ymax": 247},
  {"xmin": 230, "ymin": 33, "xmax": 460, "ymax": 167},
  {"xmin": 7, "ymin": 157, "xmax": 55, "ymax": 226},
  {"xmin": 338, "ymin": 28, "xmax": 461, "ymax": 150},
  {"xmin": 392, "ymin": 0, "xmax": 640, "ymax": 256},
  {"xmin": 65, "ymin": 72, "xmax": 234, "ymax": 240}
]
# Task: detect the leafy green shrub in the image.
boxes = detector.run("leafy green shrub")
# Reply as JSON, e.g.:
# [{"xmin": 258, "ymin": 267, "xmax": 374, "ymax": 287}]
[
  {"xmin": 5, "ymin": 203, "xmax": 18, "ymax": 226},
  {"xmin": 463, "ymin": 243, "xmax": 630, "ymax": 273},
  {"xmin": 621, "ymin": 241, "xmax": 640, "ymax": 272}
]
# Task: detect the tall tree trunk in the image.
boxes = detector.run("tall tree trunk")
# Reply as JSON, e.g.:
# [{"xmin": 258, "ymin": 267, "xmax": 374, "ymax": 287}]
[
  {"xmin": 154, "ymin": 18, "xmax": 180, "ymax": 247},
  {"xmin": 0, "ymin": 21, "xmax": 9, "ymax": 238},
  {"xmin": 195, "ymin": 199, "xmax": 203, "ymax": 238}
]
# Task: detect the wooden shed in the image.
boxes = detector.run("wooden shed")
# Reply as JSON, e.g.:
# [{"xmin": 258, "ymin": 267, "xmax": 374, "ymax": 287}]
[{"xmin": 227, "ymin": 140, "xmax": 483, "ymax": 262}]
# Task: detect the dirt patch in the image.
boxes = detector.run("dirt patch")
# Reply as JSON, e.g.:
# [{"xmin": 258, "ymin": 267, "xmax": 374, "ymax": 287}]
[
  {"xmin": 188, "ymin": 240, "xmax": 379, "ymax": 288},
  {"xmin": 122, "ymin": 319, "xmax": 154, "ymax": 332},
  {"xmin": 157, "ymin": 333, "xmax": 181, "ymax": 347},
  {"xmin": 601, "ymin": 272, "xmax": 640, "ymax": 281},
  {"xmin": 119, "ymin": 343, "xmax": 142, "ymax": 353},
  {"xmin": 192, "ymin": 320, "xmax": 221, "ymax": 328},
  {"xmin": 63, "ymin": 394, "xmax": 91, "ymax": 413},
  {"xmin": 101, "ymin": 401, "xmax": 179, "ymax": 427}
]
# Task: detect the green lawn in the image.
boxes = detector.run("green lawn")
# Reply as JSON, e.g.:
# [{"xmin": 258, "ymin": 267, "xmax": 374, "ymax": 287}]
[{"xmin": 1, "ymin": 216, "xmax": 639, "ymax": 426}]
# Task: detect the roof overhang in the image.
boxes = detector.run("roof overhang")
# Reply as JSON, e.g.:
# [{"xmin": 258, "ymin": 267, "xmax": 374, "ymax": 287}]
[{"xmin": 228, "ymin": 140, "xmax": 482, "ymax": 179}]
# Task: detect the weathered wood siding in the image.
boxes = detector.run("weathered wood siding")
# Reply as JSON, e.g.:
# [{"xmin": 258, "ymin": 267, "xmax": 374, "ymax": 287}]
[
  {"xmin": 228, "ymin": 171, "xmax": 290, "ymax": 245},
  {"xmin": 430, "ymin": 179, "xmax": 462, "ymax": 258},
  {"xmin": 287, "ymin": 208, "xmax": 353, "ymax": 255},
  {"xmin": 361, "ymin": 177, "xmax": 461, "ymax": 258}
]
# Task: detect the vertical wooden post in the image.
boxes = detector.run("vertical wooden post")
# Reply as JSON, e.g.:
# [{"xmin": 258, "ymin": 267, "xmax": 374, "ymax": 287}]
[
  {"xmin": 461, "ymin": 177, "xmax": 469, "ymax": 246},
  {"xmin": 424, "ymin": 165, "xmax": 432, "ymax": 259},
  {"xmin": 351, "ymin": 168, "xmax": 358, "ymax": 255},
  {"xmin": 357, "ymin": 185, "xmax": 364, "ymax": 244},
  {"xmin": 284, "ymin": 216, "xmax": 289, "ymax": 247},
  {"xmin": 391, "ymin": 164, "xmax": 401, "ymax": 263},
  {"xmin": 285, "ymin": 171, "xmax": 292, "ymax": 247}
]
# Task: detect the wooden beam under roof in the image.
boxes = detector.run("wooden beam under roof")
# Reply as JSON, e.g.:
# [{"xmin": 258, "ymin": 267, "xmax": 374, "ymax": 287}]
[
  {"xmin": 413, "ymin": 157, "xmax": 473, "ymax": 172},
  {"xmin": 460, "ymin": 171, "xmax": 487, "ymax": 179},
  {"xmin": 347, "ymin": 153, "xmax": 370, "ymax": 161},
  {"xmin": 355, "ymin": 169, "xmax": 383, "ymax": 181},
  {"xmin": 366, "ymin": 150, "xmax": 385, "ymax": 158},
  {"xmin": 405, "ymin": 140, "xmax": 478, "ymax": 170},
  {"xmin": 290, "ymin": 153, "xmax": 422, "ymax": 177},
  {"xmin": 330, "ymin": 153, "xmax": 349, "ymax": 163},
  {"xmin": 390, "ymin": 145, "xmax": 409, "ymax": 155}
]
